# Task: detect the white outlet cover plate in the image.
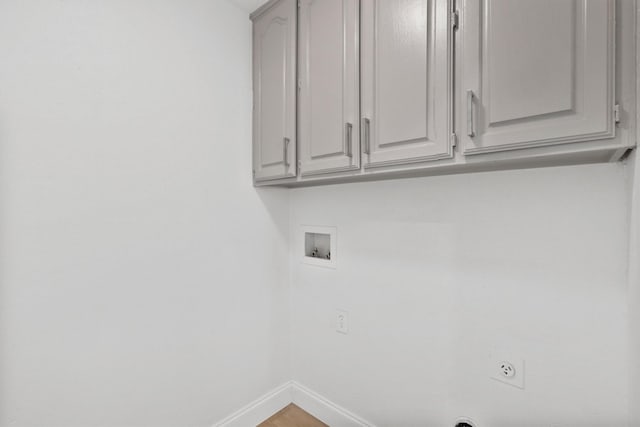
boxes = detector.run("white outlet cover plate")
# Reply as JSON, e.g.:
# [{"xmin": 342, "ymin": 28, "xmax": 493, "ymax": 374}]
[
  {"xmin": 336, "ymin": 309, "xmax": 348, "ymax": 334},
  {"xmin": 489, "ymin": 354, "xmax": 525, "ymax": 389}
]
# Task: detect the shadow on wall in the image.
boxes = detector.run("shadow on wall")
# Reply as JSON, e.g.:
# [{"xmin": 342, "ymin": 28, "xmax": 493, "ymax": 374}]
[{"xmin": 255, "ymin": 187, "xmax": 290, "ymax": 242}]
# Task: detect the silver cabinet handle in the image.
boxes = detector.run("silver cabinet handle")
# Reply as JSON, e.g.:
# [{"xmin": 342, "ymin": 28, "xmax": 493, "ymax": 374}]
[
  {"xmin": 362, "ymin": 117, "xmax": 371, "ymax": 155},
  {"xmin": 467, "ymin": 90, "xmax": 476, "ymax": 138},
  {"xmin": 344, "ymin": 123, "xmax": 353, "ymax": 157},
  {"xmin": 283, "ymin": 137, "xmax": 290, "ymax": 168}
]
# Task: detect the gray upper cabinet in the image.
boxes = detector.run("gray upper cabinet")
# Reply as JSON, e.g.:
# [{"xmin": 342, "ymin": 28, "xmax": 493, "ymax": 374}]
[
  {"xmin": 298, "ymin": 0, "xmax": 360, "ymax": 176},
  {"xmin": 252, "ymin": 0, "xmax": 297, "ymax": 182},
  {"xmin": 460, "ymin": 0, "xmax": 616, "ymax": 155},
  {"xmin": 360, "ymin": 0, "xmax": 454, "ymax": 168},
  {"xmin": 251, "ymin": 0, "xmax": 634, "ymax": 187}
]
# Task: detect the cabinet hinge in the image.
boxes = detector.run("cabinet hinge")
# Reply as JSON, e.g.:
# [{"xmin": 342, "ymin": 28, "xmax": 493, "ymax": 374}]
[
  {"xmin": 451, "ymin": 10, "xmax": 459, "ymax": 31},
  {"xmin": 298, "ymin": 160, "xmax": 302, "ymax": 171},
  {"xmin": 298, "ymin": 79, "xmax": 302, "ymax": 91},
  {"xmin": 450, "ymin": 133, "xmax": 457, "ymax": 148},
  {"xmin": 614, "ymin": 104, "xmax": 620, "ymax": 124},
  {"xmin": 297, "ymin": 0, "xmax": 301, "ymax": 8}
]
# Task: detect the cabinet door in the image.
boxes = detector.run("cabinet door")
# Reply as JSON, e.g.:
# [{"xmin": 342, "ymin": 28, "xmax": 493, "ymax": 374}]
[
  {"xmin": 252, "ymin": 0, "xmax": 297, "ymax": 181},
  {"xmin": 361, "ymin": 0, "xmax": 453, "ymax": 168},
  {"xmin": 460, "ymin": 0, "xmax": 615, "ymax": 155},
  {"xmin": 298, "ymin": 0, "xmax": 360, "ymax": 176}
]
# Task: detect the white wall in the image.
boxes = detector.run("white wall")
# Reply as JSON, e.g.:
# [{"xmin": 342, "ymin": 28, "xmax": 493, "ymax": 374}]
[
  {"xmin": 629, "ymin": 150, "xmax": 640, "ymax": 427},
  {"xmin": 229, "ymin": 0, "xmax": 270, "ymax": 13},
  {"xmin": 629, "ymin": 7, "xmax": 640, "ymax": 422},
  {"xmin": 290, "ymin": 164, "xmax": 630, "ymax": 426},
  {"xmin": 628, "ymin": 6, "xmax": 640, "ymax": 423},
  {"xmin": 0, "ymin": 1, "xmax": 290, "ymax": 426}
]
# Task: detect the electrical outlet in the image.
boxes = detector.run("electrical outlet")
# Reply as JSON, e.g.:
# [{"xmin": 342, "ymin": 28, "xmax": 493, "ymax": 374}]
[
  {"xmin": 499, "ymin": 361, "xmax": 515, "ymax": 378},
  {"xmin": 336, "ymin": 309, "xmax": 348, "ymax": 334},
  {"xmin": 489, "ymin": 355, "xmax": 525, "ymax": 389}
]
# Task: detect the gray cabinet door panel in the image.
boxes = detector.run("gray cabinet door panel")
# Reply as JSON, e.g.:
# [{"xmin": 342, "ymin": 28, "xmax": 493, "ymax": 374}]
[
  {"xmin": 253, "ymin": 0, "xmax": 297, "ymax": 181},
  {"xmin": 299, "ymin": 0, "xmax": 360, "ymax": 176},
  {"xmin": 460, "ymin": 0, "xmax": 616, "ymax": 155},
  {"xmin": 361, "ymin": 0, "xmax": 453, "ymax": 168}
]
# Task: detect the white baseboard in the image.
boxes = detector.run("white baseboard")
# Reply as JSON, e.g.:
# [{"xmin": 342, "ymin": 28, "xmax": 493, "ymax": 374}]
[
  {"xmin": 212, "ymin": 382, "xmax": 292, "ymax": 427},
  {"xmin": 291, "ymin": 381, "xmax": 375, "ymax": 427},
  {"xmin": 213, "ymin": 381, "xmax": 375, "ymax": 427}
]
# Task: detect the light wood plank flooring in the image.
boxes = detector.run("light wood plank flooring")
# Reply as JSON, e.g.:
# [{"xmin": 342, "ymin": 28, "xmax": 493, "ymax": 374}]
[{"xmin": 257, "ymin": 404, "xmax": 328, "ymax": 427}]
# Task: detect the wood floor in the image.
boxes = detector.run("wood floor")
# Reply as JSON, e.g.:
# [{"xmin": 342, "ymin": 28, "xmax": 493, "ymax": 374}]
[{"xmin": 257, "ymin": 404, "xmax": 328, "ymax": 427}]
